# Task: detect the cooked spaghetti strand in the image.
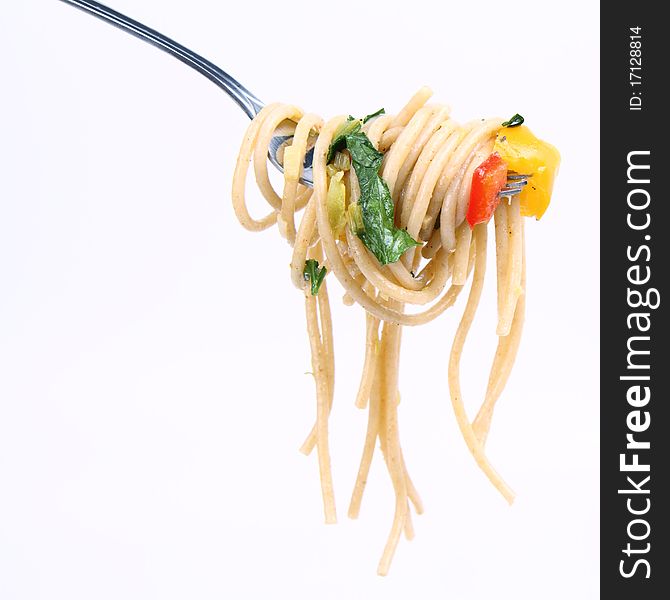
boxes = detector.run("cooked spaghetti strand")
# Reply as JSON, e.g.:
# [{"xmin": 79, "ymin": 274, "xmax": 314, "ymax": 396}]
[{"xmin": 230, "ymin": 87, "xmax": 555, "ymax": 574}]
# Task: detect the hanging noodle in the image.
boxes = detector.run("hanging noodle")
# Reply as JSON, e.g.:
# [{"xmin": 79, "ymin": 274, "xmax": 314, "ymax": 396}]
[{"xmin": 231, "ymin": 87, "xmax": 530, "ymax": 575}]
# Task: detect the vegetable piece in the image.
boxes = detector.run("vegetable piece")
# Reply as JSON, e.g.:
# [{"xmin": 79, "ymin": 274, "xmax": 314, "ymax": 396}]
[
  {"xmin": 327, "ymin": 117, "xmax": 361, "ymax": 163},
  {"xmin": 303, "ymin": 259, "xmax": 327, "ymax": 295},
  {"xmin": 501, "ymin": 113, "xmax": 524, "ymax": 128},
  {"xmin": 328, "ymin": 127, "xmax": 419, "ymax": 265},
  {"xmin": 493, "ymin": 125, "xmax": 561, "ymax": 219},
  {"xmin": 466, "ymin": 152, "xmax": 508, "ymax": 228},
  {"xmin": 362, "ymin": 108, "xmax": 385, "ymax": 123},
  {"xmin": 347, "ymin": 203, "xmax": 364, "ymax": 234},
  {"xmin": 327, "ymin": 170, "xmax": 346, "ymax": 237},
  {"xmin": 325, "ymin": 109, "xmax": 385, "ymax": 162},
  {"xmin": 326, "ymin": 164, "xmax": 339, "ymax": 178},
  {"xmin": 332, "ymin": 151, "xmax": 351, "ymax": 171}
]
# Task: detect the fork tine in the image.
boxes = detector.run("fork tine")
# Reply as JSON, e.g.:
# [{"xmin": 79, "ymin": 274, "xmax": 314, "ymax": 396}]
[
  {"xmin": 498, "ymin": 173, "xmax": 529, "ymax": 198},
  {"xmin": 503, "ymin": 181, "xmax": 528, "ymax": 191},
  {"xmin": 498, "ymin": 188, "xmax": 522, "ymax": 198}
]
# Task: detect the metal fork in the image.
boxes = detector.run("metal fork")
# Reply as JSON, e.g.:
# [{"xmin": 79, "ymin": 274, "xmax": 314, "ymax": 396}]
[
  {"xmin": 57, "ymin": 0, "xmax": 528, "ymax": 195},
  {"xmin": 500, "ymin": 173, "xmax": 530, "ymax": 198},
  {"xmin": 57, "ymin": 0, "xmax": 315, "ymax": 186}
]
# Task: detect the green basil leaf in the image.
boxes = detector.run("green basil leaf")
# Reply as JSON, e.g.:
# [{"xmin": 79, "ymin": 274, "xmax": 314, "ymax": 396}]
[
  {"xmin": 327, "ymin": 122, "xmax": 419, "ymax": 265},
  {"xmin": 303, "ymin": 259, "xmax": 327, "ymax": 295},
  {"xmin": 501, "ymin": 113, "xmax": 525, "ymax": 127},
  {"xmin": 362, "ymin": 108, "xmax": 385, "ymax": 123}
]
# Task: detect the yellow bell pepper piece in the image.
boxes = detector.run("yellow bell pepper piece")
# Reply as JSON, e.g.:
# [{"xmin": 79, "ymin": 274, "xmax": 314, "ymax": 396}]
[{"xmin": 492, "ymin": 124, "xmax": 560, "ymax": 219}]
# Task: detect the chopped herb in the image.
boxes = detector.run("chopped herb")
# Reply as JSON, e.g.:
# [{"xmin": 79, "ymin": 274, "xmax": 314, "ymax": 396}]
[
  {"xmin": 501, "ymin": 113, "xmax": 524, "ymax": 128},
  {"xmin": 303, "ymin": 259, "xmax": 327, "ymax": 295},
  {"xmin": 362, "ymin": 108, "xmax": 385, "ymax": 123},
  {"xmin": 327, "ymin": 119, "xmax": 420, "ymax": 265}
]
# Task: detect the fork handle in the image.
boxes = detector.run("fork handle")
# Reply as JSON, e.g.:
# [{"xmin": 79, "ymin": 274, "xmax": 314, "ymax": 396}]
[{"xmin": 58, "ymin": 0, "xmax": 265, "ymax": 119}]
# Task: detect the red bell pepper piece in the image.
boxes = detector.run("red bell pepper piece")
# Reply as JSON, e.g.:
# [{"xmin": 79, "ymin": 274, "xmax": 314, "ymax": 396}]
[{"xmin": 466, "ymin": 152, "xmax": 508, "ymax": 228}]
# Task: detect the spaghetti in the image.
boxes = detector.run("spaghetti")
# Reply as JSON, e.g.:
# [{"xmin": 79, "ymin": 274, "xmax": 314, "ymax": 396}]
[{"xmin": 231, "ymin": 87, "xmax": 559, "ymax": 575}]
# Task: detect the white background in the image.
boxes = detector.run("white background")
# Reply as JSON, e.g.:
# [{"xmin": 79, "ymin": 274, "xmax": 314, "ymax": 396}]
[{"xmin": 1, "ymin": 1, "xmax": 599, "ymax": 598}]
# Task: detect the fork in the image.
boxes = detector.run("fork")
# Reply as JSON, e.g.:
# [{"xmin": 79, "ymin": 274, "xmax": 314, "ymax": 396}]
[
  {"xmin": 57, "ymin": 0, "xmax": 315, "ymax": 186},
  {"xmin": 500, "ymin": 173, "xmax": 530, "ymax": 198},
  {"xmin": 57, "ymin": 0, "xmax": 528, "ymax": 195}
]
